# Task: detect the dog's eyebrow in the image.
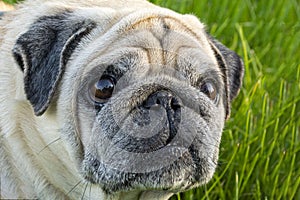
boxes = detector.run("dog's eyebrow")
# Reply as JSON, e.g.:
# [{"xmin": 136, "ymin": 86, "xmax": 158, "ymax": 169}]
[
  {"xmin": 102, "ymin": 64, "xmax": 125, "ymax": 80},
  {"xmin": 176, "ymin": 59, "xmax": 223, "ymax": 88},
  {"xmin": 101, "ymin": 57, "xmax": 133, "ymax": 81},
  {"xmin": 107, "ymin": 53, "xmax": 139, "ymax": 80},
  {"xmin": 196, "ymin": 69, "xmax": 226, "ymax": 106},
  {"xmin": 195, "ymin": 69, "xmax": 224, "ymax": 86}
]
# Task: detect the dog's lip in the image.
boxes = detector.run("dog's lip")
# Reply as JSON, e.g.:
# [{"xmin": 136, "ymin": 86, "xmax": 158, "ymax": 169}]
[{"xmin": 81, "ymin": 140, "xmax": 215, "ymax": 193}]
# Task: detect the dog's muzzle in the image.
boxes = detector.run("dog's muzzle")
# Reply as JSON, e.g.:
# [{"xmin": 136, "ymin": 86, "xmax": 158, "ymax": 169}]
[{"xmin": 124, "ymin": 90, "xmax": 182, "ymax": 153}]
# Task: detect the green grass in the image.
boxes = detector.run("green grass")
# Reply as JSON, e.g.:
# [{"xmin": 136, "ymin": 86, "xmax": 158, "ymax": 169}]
[
  {"xmin": 2, "ymin": 0, "xmax": 19, "ymax": 5},
  {"xmin": 5, "ymin": 0, "xmax": 300, "ymax": 199},
  {"xmin": 148, "ymin": 0, "xmax": 300, "ymax": 199}
]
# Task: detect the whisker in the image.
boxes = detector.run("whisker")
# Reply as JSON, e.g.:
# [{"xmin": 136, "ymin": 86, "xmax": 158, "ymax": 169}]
[
  {"xmin": 67, "ymin": 180, "xmax": 82, "ymax": 195},
  {"xmin": 89, "ymin": 183, "xmax": 92, "ymax": 200},
  {"xmin": 81, "ymin": 182, "xmax": 89, "ymax": 200},
  {"xmin": 38, "ymin": 137, "xmax": 61, "ymax": 154}
]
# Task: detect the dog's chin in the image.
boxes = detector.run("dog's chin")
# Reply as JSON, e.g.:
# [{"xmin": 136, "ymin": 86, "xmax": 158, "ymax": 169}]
[{"xmin": 81, "ymin": 144, "xmax": 216, "ymax": 193}]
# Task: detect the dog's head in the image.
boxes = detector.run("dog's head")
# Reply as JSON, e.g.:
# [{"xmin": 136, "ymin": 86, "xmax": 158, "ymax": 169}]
[{"xmin": 12, "ymin": 6, "xmax": 243, "ymax": 195}]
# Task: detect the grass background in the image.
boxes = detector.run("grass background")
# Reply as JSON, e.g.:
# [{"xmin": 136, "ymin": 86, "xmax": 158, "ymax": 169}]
[{"xmin": 3, "ymin": 0, "xmax": 300, "ymax": 199}]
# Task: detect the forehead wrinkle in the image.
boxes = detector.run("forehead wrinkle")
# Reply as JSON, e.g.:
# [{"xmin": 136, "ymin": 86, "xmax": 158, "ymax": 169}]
[
  {"xmin": 124, "ymin": 16, "xmax": 208, "ymax": 67},
  {"xmin": 78, "ymin": 17, "xmax": 211, "ymax": 81},
  {"xmin": 77, "ymin": 10, "xmax": 210, "ymax": 72},
  {"xmin": 127, "ymin": 16, "xmax": 204, "ymax": 47},
  {"xmin": 107, "ymin": 30, "xmax": 164, "ymax": 67}
]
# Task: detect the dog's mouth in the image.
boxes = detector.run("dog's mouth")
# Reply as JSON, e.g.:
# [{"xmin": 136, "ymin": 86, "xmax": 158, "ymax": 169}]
[
  {"xmin": 82, "ymin": 143, "xmax": 213, "ymax": 193},
  {"xmin": 80, "ymin": 84, "xmax": 222, "ymax": 193}
]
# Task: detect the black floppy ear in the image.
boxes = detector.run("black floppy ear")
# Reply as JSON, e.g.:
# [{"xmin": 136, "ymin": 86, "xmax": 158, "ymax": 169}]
[
  {"xmin": 207, "ymin": 34, "xmax": 244, "ymax": 119},
  {"xmin": 13, "ymin": 12, "xmax": 96, "ymax": 116}
]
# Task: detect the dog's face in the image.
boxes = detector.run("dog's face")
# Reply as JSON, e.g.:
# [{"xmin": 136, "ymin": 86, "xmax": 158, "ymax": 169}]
[{"xmin": 11, "ymin": 4, "xmax": 243, "ymax": 195}]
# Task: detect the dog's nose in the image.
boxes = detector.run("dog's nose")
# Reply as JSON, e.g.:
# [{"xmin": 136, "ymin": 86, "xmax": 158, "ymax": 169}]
[
  {"xmin": 143, "ymin": 90, "xmax": 181, "ymax": 111},
  {"xmin": 142, "ymin": 90, "xmax": 181, "ymax": 143},
  {"xmin": 113, "ymin": 91, "xmax": 182, "ymax": 153}
]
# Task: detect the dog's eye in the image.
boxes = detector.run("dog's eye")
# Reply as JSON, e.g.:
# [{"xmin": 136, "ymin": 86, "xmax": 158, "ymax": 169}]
[
  {"xmin": 200, "ymin": 81, "xmax": 218, "ymax": 103},
  {"xmin": 90, "ymin": 76, "xmax": 115, "ymax": 103}
]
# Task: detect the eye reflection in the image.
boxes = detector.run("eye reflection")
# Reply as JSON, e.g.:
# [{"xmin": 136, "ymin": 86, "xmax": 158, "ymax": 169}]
[
  {"xmin": 200, "ymin": 81, "xmax": 218, "ymax": 103},
  {"xmin": 90, "ymin": 76, "xmax": 115, "ymax": 104}
]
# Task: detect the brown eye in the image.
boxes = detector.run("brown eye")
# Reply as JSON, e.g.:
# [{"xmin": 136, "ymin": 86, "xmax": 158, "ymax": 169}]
[
  {"xmin": 200, "ymin": 81, "xmax": 218, "ymax": 103},
  {"xmin": 90, "ymin": 76, "xmax": 115, "ymax": 103}
]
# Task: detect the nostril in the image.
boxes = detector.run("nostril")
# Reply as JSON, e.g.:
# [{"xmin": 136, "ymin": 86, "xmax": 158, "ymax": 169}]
[
  {"xmin": 155, "ymin": 92, "xmax": 169, "ymax": 106},
  {"xmin": 156, "ymin": 98, "xmax": 161, "ymax": 105},
  {"xmin": 142, "ymin": 90, "xmax": 181, "ymax": 111},
  {"xmin": 171, "ymin": 97, "xmax": 181, "ymax": 110},
  {"xmin": 142, "ymin": 95, "xmax": 156, "ymax": 109}
]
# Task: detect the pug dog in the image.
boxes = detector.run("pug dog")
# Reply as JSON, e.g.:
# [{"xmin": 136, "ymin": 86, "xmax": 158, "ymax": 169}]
[{"xmin": 0, "ymin": 0, "xmax": 244, "ymax": 199}]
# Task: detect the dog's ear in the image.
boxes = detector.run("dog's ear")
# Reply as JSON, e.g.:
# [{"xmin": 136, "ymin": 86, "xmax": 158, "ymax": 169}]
[
  {"xmin": 207, "ymin": 34, "xmax": 244, "ymax": 119},
  {"xmin": 13, "ymin": 12, "xmax": 96, "ymax": 116}
]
